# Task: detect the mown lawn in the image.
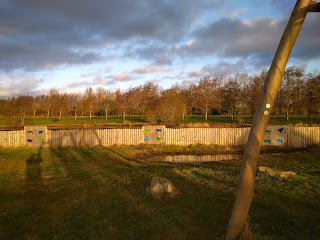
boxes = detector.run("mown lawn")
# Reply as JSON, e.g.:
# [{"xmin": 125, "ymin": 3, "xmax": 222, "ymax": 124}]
[
  {"xmin": 2, "ymin": 115, "xmax": 320, "ymax": 127},
  {"xmin": 184, "ymin": 115, "xmax": 320, "ymax": 126},
  {"xmin": 0, "ymin": 145, "xmax": 319, "ymax": 240}
]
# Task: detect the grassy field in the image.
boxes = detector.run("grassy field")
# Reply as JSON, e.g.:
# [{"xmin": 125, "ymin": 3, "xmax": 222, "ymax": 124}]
[
  {"xmin": 2, "ymin": 115, "xmax": 320, "ymax": 128},
  {"xmin": 0, "ymin": 145, "xmax": 319, "ymax": 239}
]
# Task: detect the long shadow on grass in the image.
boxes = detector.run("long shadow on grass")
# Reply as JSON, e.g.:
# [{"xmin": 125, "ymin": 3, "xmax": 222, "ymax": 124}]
[
  {"xmin": 20, "ymin": 145, "xmax": 47, "ymax": 239},
  {"xmin": 49, "ymin": 147, "xmax": 96, "ymax": 179},
  {"xmin": 25, "ymin": 144, "xmax": 43, "ymax": 188}
]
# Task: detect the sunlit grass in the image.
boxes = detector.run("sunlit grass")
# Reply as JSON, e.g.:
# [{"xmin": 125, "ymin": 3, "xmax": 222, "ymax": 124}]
[
  {"xmin": 2, "ymin": 115, "xmax": 320, "ymax": 128},
  {"xmin": 0, "ymin": 145, "xmax": 319, "ymax": 239}
]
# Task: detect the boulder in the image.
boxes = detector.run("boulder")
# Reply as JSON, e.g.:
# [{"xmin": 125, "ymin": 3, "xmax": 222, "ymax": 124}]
[
  {"xmin": 258, "ymin": 166, "xmax": 276, "ymax": 176},
  {"xmin": 258, "ymin": 166, "xmax": 297, "ymax": 179},
  {"xmin": 279, "ymin": 171, "xmax": 297, "ymax": 179},
  {"xmin": 150, "ymin": 177, "xmax": 176, "ymax": 198},
  {"xmin": 181, "ymin": 168, "xmax": 192, "ymax": 175}
]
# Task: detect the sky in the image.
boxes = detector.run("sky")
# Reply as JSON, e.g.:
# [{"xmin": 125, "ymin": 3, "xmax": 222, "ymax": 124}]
[{"xmin": 1, "ymin": 0, "xmax": 320, "ymax": 98}]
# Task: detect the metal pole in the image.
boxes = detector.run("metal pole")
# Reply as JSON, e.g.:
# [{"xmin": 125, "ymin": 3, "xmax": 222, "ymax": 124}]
[
  {"xmin": 226, "ymin": 0, "xmax": 311, "ymax": 239},
  {"xmin": 309, "ymin": 1, "xmax": 320, "ymax": 11}
]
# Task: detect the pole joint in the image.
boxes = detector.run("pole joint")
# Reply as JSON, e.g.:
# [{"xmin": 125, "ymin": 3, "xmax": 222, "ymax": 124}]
[{"xmin": 309, "ymin": 1, "xmax": 320, "ymax": 11}]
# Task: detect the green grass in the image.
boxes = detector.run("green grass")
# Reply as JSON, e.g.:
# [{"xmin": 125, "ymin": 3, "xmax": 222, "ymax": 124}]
[
  {"xmin": 184, "ymin": 115, "xmax": 320, "ymax": 126},
  {"xmin": 0, "ymin": 116, "xmax": 146, "ymax": 128},
  {"xmin": 27, "ymin": 116, "xmax": 146, "ymax": 125},
  {"xmin": 2, "ymin": 115, "xmax": 320, "ymax": 128},
  {"xmin": 0, "ymin": 145, "xmax": 319, "ymax": 239}
]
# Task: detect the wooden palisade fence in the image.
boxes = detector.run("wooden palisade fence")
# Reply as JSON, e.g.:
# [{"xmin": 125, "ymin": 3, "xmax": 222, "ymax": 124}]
[{"xmin": 1, "ymin": 125, "xmax": 320, "ymax": 148}]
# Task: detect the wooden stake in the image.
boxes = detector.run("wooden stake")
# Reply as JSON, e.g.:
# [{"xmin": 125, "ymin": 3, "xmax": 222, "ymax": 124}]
[{"xmin": 226, "ymin": 0, "xmax": 312, "ymax": 239}]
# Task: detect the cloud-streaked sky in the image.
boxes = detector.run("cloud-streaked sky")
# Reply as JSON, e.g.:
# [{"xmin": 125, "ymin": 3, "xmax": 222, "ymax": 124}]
[{"xmin": 1, "ymin": 0, "xmax": 319, "ymax": 97}]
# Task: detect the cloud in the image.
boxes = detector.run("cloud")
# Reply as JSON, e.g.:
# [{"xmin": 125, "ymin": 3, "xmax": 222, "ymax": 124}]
[
  {"xmin": 186, "ymin": 60, "xmax": 252, "ymax": 80},
  {"xmin": 185, "ymin": 40, "xmax": 195, "ymax": 47},
  {"xmin": 201, "ymin": 61, "xmax": 249, "ymax": 76},
  {"xmin": 0, "ymin": 73, "xmax": 44, "ymax": 97},
  {"xmin": 1, "ymin": 0, "xmax": 320, "ymax": 97},
  {"xmin": 0, "ymin": 0, "xmax": 222, "ymax": 73},
  {"xmin": 132, "ymin": 65, "xmax": 164, "ymax": 74},
  {"xmin": 190, "ymin": 17, "xmax": 284, "ymax": 58},
  {"xmin": 111, "ymin": 73, "xmax": 131, "ymax": 81},
  {"xmin": 290, "ymin": 14, "xmax": 320, "ymax": 61},
  {"xmin": 154, "ymin": 53, "xmax": 173, "ymax": 65},
  {"xmin": 188, "ymin": 70, "xmax": 202, "ymax": 78}
]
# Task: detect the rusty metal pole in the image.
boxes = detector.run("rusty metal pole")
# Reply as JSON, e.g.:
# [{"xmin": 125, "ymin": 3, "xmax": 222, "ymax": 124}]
[{"xmin": 226, "ymin": 0, "xmax": 311, "ymax": 239}]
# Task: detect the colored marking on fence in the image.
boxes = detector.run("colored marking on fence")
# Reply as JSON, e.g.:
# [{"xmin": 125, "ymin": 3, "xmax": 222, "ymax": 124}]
[
  {"xmin": 278, "ymin": 127, "xmax": 284, "ymax": 133},
  {"xmin": 27, "ymin": 139, "xmax": 33, "ymax": 143},
  {"xmin": 39, "ymin": 130, "xmax": 44, "ymax": 134},
  {"xmin": 145, "ymin": 129, "xmax": 150, "ymax": 133},
  {"xmin": 144, "ymin": 136, "xmax": 149, "ymax": 142},
  {"xmin": 264, "ymin": 139, "xmax": 271, "ymax": 143},
  {"xmin": 156, "ymin": 129, "xmax": 162, "ymax": 132},
  {"xmin": 277, "ymin": 139, "xmax": 283, "ymax": 143},
  {"xmin": 156, "ymin": 136, "xmax": 161, "ymax": 141},
  {"xmin": 266, "ymin": 129, "xmax": 272, "ymax": 133},
  {"xmin": 39, "ymin": 138, "xmax": 44, "ymax": 143},
  {"xmin": 27, "ymin": 131, "xmax": 33, "ymax": 134}
]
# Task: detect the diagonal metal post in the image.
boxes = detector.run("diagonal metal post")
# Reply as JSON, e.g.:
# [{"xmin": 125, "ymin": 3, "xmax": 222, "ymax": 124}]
[{"xmin": 226, "ymin": 0, "xmax": 313, "ymax": 239}]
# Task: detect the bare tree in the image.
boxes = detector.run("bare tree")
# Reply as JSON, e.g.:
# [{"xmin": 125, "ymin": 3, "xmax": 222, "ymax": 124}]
[
  {"xmin": 13, "ymin": 95, "xmax": 33, "ymax": 124},
  {"xmin": 31, "ymin": 97, "xmax": 40, "ymax": 119},
  {"xmin": 222, "ymin": 78, "xmax": 240, "ymax": 120},
  {"xmin": 248, "ymin": 70, "xmax": 266, "ymax": 117},
  {"xmin": 83, "ymin": 87, "xmax": 97, "ymax": 119},
  {"xmin": 114, "ymin": 89, "xmax": 124, "ymax": 118},
  {"xmin": 305, "ymin": 73, "xmax": 320, "ymax": 118},
  {"xmin": 41, "ymin": 89, "xmax": 60, "ymax": 120},
  {"xmin": 95, "ymin": 87, "xmax": 106, "ymax": 117},
  {"xmin": 102, "ymin": 90, "xmax": 115, "ymax": 120},
  {"xmin": 159, "ymin": 87, "xmax": 185, "ymax": 124},
  {"xmin": 191, "ymin": 76, "xmax": 222, "ymax": 121},
  {"xmin": 69, "ymin": 93, "xmax": 80, "ymax": 119},
  {"xmin": 126, "ymin": 82, "xmax": 161, "ymax": 120},
  {"xmin": 283, "ymin": 66, "xmax": 305, "ymax": 120},
  {"xmin": 174, "ymin": 83, "xmax": 193, "ymax": 121}
]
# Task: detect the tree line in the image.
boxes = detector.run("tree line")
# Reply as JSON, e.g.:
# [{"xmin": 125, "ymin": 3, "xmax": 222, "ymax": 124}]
[{"xmin": 1, "ymin": 66, "xmax": 319, "ymax": 124}]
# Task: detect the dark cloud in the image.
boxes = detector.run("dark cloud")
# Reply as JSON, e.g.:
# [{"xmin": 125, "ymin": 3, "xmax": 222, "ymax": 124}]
[
  {"xmin": 0, "ymin": 0, "xmax": 222, "ymax": 72},
  {"xmin": 187, "ymin": 60, "xmax": 253, "ymax": 80},
  {"xmin": 189, "ymin": 17, "xmax": 285, "ymax": 59},
  {"xmin": 1, "ymin": 0, "xmax": 319, "ymax": 97},
  {"xmin": 291, "ymin": 13, "xmax": 320, "ymax": 60},
  {"xmin": 201, "ymin": 61, "xmax": 248, "ymax": 76},
  {"xmin": 154, "ymin": 53, "xmax": 173, "ymax": 65}
]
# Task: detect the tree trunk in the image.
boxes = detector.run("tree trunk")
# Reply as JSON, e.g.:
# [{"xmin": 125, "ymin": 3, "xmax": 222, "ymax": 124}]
[
  {"xmin": 226, "ymin": 1, "xmax": 311, "ymax": 239},
  {"xmin": 123, "ymin": 110, "xmax": 126, "ymax": 121},
  {"xmin": 105, "ymin": 110, "xmax": 108, "ymax": 121},
  {"xmin": 231, "ymin": 106, "xmax": 234, "ymax": 120},
  {"xmin": 182, "ymin": 104, "xmax": 186, "ymax": 120},
  {"xmin": 47, "ymin": 110, "xmax": 50, "ymax": 120},
  {"xmin": 21, "ymin": 111, "xmax": 25, "ymax": 125},
  {"xmin": 205, "ymin": 106, "xmax": 208, "ymax": 121}
]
